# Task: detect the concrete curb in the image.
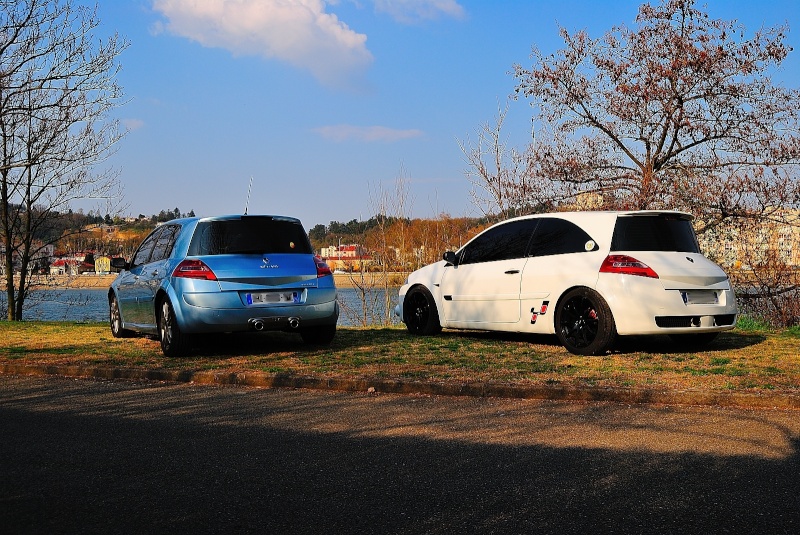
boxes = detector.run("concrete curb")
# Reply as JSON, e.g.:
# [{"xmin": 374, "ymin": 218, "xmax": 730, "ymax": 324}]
[{"xmin": 2, "ymin": 363, "xmax": 799, "ymax": 410}]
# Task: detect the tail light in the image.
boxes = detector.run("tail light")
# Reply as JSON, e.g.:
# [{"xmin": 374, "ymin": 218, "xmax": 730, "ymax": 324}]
[
  {"xmin": 172, "ymin": 259, "xmax": 217, "ymax": 280},
  {"xmin": 314, "ymin": 255, "xmax": 332, "ymax": 278},
  {"xmin": 599, "ymin": 255, "xmax": 659, "ymax": 279}
]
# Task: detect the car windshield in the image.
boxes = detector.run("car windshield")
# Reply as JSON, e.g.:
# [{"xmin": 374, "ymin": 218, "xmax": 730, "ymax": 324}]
[
  {"xmin": 187, "ymin": 216, "xmax": 313, "ymax": 256},
  {"xmin": 610, "ymin": 214, "xmax": 700, "ymax": 253}
]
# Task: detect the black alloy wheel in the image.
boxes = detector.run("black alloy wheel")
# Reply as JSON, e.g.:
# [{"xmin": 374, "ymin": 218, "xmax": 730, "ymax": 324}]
[
  {"xmin": 555, "ymin": 287, "xmax": 616, "ymax": 356},
  {"xmin": 403, "ymin": 286, "xmax": 442, "ymax": 335}
]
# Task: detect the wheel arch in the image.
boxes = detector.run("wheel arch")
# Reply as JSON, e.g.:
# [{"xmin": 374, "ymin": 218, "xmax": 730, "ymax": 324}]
[
  {"xmin": 154, "ymin": 287, "xmax": 185, "ymax": 331},
  {"xmin": 553, "ymin": 284, "xmax": 587, "ymax": 309},
  {"xmin": 550, "ymin": 284, "xmax": 605, "ymax": 328},
  {"xmin": 107, "ymin": 288, "xmax": 120, "ymax": 313},
  {"xmin": 404, "ymin": 282, "xmax": 442, "ymax": 314}
]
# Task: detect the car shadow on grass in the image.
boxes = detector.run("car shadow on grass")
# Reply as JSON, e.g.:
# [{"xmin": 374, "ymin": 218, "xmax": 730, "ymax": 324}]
[
  {"xmin": 427, "ymin": 329, "xmax": 766, "ymax": 356},
  {"xmin": 186, "ymin": 331, "xmax": 320, "ymax": 357},
  {"xmin": 613, "ymin": 331, "xmax": 766, "ymax": 354},
  {"xmin": 183, "ymin": 327, "xmax": 411, "ymax": 358},
  {"xmin": 176, "ymin": 328, "xmax": 766, "ymax": 359}
]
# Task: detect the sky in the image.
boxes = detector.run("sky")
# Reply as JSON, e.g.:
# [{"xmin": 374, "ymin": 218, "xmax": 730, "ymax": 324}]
[{"xmin": 87, "ymin": 0, "xmax": 800, "ymax": 230}]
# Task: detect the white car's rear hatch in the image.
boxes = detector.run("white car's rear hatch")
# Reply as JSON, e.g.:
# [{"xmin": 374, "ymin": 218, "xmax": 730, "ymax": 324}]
[
  {"xmin": 610, "ymin": 212, "xmax": 732, "ymax": 293},
  {"xmin": 629, "ymin": 251, "xmax": 729, "ymax": 290}
]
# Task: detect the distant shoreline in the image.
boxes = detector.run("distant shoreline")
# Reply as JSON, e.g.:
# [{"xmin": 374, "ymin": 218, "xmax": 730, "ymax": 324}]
[{"xmin": 28, "ymin": 274, "xmax": 118, "ymax": 290}]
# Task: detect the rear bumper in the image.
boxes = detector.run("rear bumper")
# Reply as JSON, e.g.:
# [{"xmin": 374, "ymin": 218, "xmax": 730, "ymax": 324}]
[
  {"xmin": 176, "ymin": 288, "xmax": 338, "ymax": 333},
  {"xmin": 597, "ymin": 275, "xmax": 737, "ymax": 335}
]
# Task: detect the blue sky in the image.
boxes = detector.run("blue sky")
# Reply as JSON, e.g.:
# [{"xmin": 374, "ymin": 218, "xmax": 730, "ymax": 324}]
[{"xmin": 92, "ymin": 0, "xmax": 800, "ymax": 229}]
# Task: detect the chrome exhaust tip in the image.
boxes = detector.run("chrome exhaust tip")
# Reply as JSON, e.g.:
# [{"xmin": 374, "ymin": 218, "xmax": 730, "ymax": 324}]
[
  {"xmin": 251, "ymin": 319, "xmax": 265, "ymax": 331},
  {"xmin": 288, "ymin": 317, "xmax": 300, "ymax": 329}
]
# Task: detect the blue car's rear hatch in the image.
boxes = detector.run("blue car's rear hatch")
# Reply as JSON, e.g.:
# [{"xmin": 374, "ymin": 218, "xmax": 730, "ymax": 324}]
[{"xmin": 205, "ymin": 254, "xmax": 319, "ymax": 291}]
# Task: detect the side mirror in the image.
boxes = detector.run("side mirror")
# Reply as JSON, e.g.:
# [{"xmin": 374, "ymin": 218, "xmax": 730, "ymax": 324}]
[
  {"xmin": 443, "ymin": 251, "xmax": 458, "ymax": 266},
  {"xmin": 110, "ymin": 257, "xmax": 129, "ymax": 271}
]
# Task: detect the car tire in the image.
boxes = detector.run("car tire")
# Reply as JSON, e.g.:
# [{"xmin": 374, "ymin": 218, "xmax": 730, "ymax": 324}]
[
  {"xmin": 159, "ymin": 297, "xmax": 192, "ymax": 358},
  {"xmin": 301, "ymin": 324, "xmax": 337, "ymax": 345},
  {"xmin": 555, "ymin": 287, "xmax": 616, "ymax": 356},
  {"xmin": 403, "ymin": 286, "xmax": 442, "ymax": 335},
  {"xmin": 669, "ymin": 332, "xmax": 719, "ymax": 349},
  {"xmin": 109, "ymin": 294, "xmax": 133, "ymax": 338}
]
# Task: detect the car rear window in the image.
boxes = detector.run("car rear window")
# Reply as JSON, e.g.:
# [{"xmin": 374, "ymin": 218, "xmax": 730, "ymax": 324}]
[
  {"xmin": 610, "ymin": 214, "xmax": 700, "ymax": 253},
  {"xmin": 187, "ymin": 216, "xmax": 313, "ymax": 256}
]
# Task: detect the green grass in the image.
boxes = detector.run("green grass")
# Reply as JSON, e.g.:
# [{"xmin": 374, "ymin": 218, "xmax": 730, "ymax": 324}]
[
  {"xmin": 783, "ymin": 325, "xmax": 800, "ymax": 338},
  {"xmin": 1, "ymin": 321, "xmax": 800, "ymax": 394},
  {"xmin": 736, "ymin": 314, "xmax": 773, "ymax": 332}
]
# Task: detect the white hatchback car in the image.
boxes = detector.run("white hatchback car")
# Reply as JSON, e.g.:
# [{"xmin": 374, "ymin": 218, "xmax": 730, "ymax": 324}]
[{"xmin": 396, "ymin": 211, "xmax": 737, "ymax": 355}]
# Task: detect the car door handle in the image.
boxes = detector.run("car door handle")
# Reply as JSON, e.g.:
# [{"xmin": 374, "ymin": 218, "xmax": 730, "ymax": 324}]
[{"xmin": 505, "ymin": 270, "xmax": 520, "ymax": 275}]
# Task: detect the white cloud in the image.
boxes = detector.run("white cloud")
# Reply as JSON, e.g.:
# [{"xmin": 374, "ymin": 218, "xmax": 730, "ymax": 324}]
[
  {"xmin": 372, "ymin": 0, "xmax": 466, "ymax": 24},
  {"xmin": 122, "ymin": 118, "xmax": 145, "ymax": 131},
  {"xmin": 313, "ymin": 124, "xmax": 424, "ymax": 142},
  {"xmin": 151, "ymin": 0, "xmax": 373, "ymax": 88}
]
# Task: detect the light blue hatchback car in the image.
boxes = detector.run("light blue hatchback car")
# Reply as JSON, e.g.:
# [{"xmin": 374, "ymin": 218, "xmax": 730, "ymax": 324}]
[{"xmin": 109, "ymin": 214, "xmax": 338, "ymax": 357}]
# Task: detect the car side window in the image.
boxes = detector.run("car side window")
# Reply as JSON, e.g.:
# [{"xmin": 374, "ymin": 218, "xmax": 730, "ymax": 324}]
[
  {"xmin": 528, "ymin": 218, "xmax": 597, "ymax": 257},
  {"xmin": 459, "ymin": 220, "xmax": 537, "ymax": 265},
  {"xmin": 130, "ymin": 228, "xmax": 163, "ymax": 267},
  {"xmin": 150, "ymin": 225, "xmax": 179, "ymax": 262}
]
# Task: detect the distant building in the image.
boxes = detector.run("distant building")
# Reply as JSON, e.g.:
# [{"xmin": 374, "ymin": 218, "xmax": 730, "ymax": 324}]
[
  {"xmin": 320, "ymin": 244, "xmax": 373, "ymax": 271},
  {"xmin": 48, "ymin": 251, "xmax": 100, "ymax": 275},
  {"xmin": 50, "ymin": 258, "xmax": 81, "ymax": 276},
  {"xmin": 699, "ymin": 210, "xmax": 800, "ymax": 270},
  {"xmin": 95, "ymin": 256, "xmax": 111, "ymax": 274}
]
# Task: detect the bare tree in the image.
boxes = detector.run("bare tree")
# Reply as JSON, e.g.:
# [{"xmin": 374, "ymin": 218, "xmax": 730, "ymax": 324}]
[
  {"xmin": 367, "ymin": 166, "xmax": 412, "ymax": 326},
  {"xmin": 516, "ymin": 0, "xmax": 800, "ymax": 223},
  {"xmin": 465, "ymin": 0, "xmax": 800, "ymax": 223},
  {"xmin": 458, "ymin": 103, "xmax": 550, "ymax": 221},
  {"xmin": 1, "ymin": 0, "xmax": 126, "ymax": 320},
  {"xmin": 336, "ymin": 167, "xmax": 414, "ymax": 327}
]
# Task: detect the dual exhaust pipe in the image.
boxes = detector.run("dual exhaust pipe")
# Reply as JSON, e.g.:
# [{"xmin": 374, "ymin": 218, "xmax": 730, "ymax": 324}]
[{"xmin": 250, "ymin": 317, "xmax": 300, "ymax": 331}]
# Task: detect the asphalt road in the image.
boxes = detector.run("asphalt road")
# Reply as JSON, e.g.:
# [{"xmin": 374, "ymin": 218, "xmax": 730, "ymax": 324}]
[{"xmin": 1, "ymin": 375, "xmax": 799, "ymax": 534}]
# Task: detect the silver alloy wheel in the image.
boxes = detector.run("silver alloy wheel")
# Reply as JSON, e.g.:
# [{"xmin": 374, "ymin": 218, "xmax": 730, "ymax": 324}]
[
  {"xmin": 109, "ymin": 294, "xmax": 131, "ymax": 338},
  {"xmin": 160, "ymin": 300, "xmax": 174, "ymax": 348},
  {"xmin": 158, "ymin": 297, "xmax": 192, "ymax": 357}
]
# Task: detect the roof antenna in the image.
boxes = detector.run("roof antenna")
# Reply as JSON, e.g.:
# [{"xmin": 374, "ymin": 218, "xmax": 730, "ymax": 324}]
[{"xmin": 244, "ymin": 175, "xmax": 253, "ymax": 215}]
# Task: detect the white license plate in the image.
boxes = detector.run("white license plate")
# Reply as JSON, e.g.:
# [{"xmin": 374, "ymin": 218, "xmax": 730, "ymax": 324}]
[
  {"xmin": 246, "ymin": 291, "xmax": 300, "ymax": 305},
  {"xmin": 681, "ymin": 290, "xmax": 719, "ymax": 305}
]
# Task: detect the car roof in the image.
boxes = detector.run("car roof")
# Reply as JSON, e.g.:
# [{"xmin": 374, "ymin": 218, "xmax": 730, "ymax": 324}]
[
  {"xmin": 165, "ymin": 214, "xmax": 304, "ymax": 226},
  {"xmin": 502, "ymin": 210, "xmax": 693, "ymax": 224}
]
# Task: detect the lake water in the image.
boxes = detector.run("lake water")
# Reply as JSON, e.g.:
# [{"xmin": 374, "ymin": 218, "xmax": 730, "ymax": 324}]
[{"xmin": 13, "ymin": 287, "xmax": 401, "ymax": 327}]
